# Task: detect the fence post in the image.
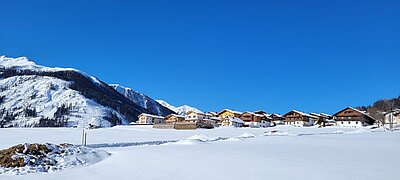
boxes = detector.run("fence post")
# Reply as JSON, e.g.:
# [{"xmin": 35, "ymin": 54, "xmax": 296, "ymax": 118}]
[
  {"xmin": 82, "ymin": 129, "xmax": 85, "ymax": 146},
  {"xmin": 84, "ymin": 132, "xmax": 87, "ymax": 146}
]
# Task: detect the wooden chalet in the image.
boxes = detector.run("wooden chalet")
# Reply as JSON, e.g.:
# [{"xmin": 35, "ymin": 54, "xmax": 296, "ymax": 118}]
[
  {"xmin": 165, "ymin": 114, "xmax": 186, "ymax": 124},
  {"xmin": 240, "ymin": 112, "xmax": 269, "ymax": 127},
  {"xmin": 218, "ymin": 109, "xmax": 242, "ymax": 119},
  {"xmin": 270, "ymin": 114, "xmax": 285, "ymax": 125},
  {"xmin": 333, "ymin": 107, "xmax": 375, "ymax": 128},
  {"xmin": 283, "ymin": 110, "xmax": 318, "ymax": 127}
]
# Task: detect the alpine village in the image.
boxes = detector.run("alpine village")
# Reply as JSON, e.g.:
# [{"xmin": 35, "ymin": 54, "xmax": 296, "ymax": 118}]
[{"xmin": 137, "ymin": 105, "xmax": 400, "ymax": 130}]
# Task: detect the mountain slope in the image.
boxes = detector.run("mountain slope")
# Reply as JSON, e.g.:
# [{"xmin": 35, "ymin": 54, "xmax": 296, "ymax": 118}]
[
  {"xmin": 155, "ymin": 100, "xmax": 203, "ymax": 115},
  {"xmin": 0, "ymin": 75, "xmax": 125, "ymax": 127},
  {"xmin": 0, "ymin": 56, "xmax": 170, "ymax": 127},
  {"xmin": 110, "ymin": 84, "xmax": 174, "ymax": 116}
]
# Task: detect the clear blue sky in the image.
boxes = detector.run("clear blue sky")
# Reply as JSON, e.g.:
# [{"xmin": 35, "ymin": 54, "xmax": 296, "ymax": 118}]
[{"xmin": 1, "ymin": 0, "xmax": 399, "ymax": 114}]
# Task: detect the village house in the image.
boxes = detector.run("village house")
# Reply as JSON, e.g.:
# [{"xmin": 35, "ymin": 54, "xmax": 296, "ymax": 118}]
[
  {"xmin": 185, "ymin": 111, "xmax": 206, "ymax": 123},
  {"xmin": 164, "ymin": 114, "xmax": 186, "ymax": 124},
  {"xmin": 310, "ymin": 113, "xmax": 334, "ymax": 126},
  {"xmin": 218, "ymin": 109, "xmax": 242, "ymax": 119},
  {"xmin": 270, "ymin": 113, "xmax": 285, "ymax": 126},
  {"xmin": 333, "ymin": 107, "xmax": 376, "ymax": 128},
  {"xmin": 185, "ymin": 111, "xmax": 217, "ymax": 128},
  {"xmin": 138, "ymin": 113, "xmax": 165, "ymax": 124},
  {"xmin": 220, "ymin": 116, "xmax": 245, "ymax": 127},
  {"xmin": 384, "ymin": 109, "xmax": 400, "ymax": 129},
  {"xmin": 283, "ymin": 110, "xmax": 318, "ymax": 127},
  {"xmin": 240, "ymin": 112, "xmax": 271, "ymax": 128},
  {"xmin": 217, "ymin": 109, "xmax": 244, "ymax": 127}
]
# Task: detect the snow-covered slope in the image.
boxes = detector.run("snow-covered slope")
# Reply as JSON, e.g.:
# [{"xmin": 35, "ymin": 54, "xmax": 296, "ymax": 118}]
[
  {"xmin": 109, "ymin": 84, "xmax": 174, "ymax": 116},
  {"xmin": 156, "ymin": 100, "xmax": 203, "ymax": 115},
  {"xmin": 0, "ymin": 75, "xmax": 126, "ymax": 128},
  {"xmin": 0, "ymin": 56, "xmax": 101, "ymax": 85},
  {"xmin": 0, "ymin": 56, "xmax": 169, "ymax": 127}
]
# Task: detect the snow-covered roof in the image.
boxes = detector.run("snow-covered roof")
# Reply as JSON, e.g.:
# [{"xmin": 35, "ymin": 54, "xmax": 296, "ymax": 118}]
[
  {"xmin": 208, "ymin": 112, "xmax": 218, "ymax": 115},
  {"xmin": 218, "ymin": 109, "xmax": 243, "ymax": 115},
  {"xmin": 186, "ymin": 110, "xmax": 205, "ymax": 115},
  {"xmin": 347, "ymin": 107, "xmax": 375, "ymax": 120},
  {"xmin": 284, "ymin": 110, "xmax": 319, "ymax": 119},
  {"xmin": 333, "ymin": 107, "xmax": 375, "ymax": 121},
  {"xmin": 320, "ymin": 113, "xmax": 332, "ymax": 117},
  {"xmin": 254, "ymin": 114, "xmax": 265, "ymax": 117},
  {"xmin": 138, "ymin": 113, "xmax": 164, "ymax": 119},
  {"xmin": 270, "ymin": 113, "xmax": 283, "ymax": 118},
  {"xmin": 205, "ymin": 113, "xmax": 214, "ymax": 116},
  {"xmin": 210, "ymin": 117, "xmax": 221, "ymax": 121},
  {"xmin": 228, "ymin": 117, "xmax": 245, "ymax": 124},
  {"xmin": 165, "ymin": 114, "xmax": 186, "ymax": 118}
]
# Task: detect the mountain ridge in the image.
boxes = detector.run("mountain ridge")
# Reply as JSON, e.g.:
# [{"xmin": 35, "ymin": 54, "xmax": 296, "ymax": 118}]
[{"xmin": 155, "ymin": 100, "xmax": 203, "ymax": 115}]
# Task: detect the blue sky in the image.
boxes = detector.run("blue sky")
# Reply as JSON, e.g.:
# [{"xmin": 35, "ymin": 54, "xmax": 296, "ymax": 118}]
[{"xmin": 1, "ymin": 0, "xmax": 399, "ymax": 114}]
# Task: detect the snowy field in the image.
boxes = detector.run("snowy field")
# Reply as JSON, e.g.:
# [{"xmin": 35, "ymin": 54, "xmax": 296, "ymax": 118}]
[{"xmin": 0, "ymin": 125, "xmax": 399, "ymax": 180}]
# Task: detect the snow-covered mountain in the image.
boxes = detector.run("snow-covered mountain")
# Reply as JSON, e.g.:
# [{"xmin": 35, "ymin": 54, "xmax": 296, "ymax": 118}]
[
  {"xmin": 155, "ymin": 100, "xmax": 203, "ymax": 115},
  {"xmin": 109, "ymin": 84, "xmax": 173, "ymax": 116},
  {"xmin": 0, "ymin": 75, "xmax": 125, "ymax": 128},
  {"xmin": 0, "ymin": 56, "xmax": 174, "ymax": 128}
]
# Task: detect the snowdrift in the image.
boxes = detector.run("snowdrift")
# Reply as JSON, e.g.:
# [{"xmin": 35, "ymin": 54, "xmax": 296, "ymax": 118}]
[{"xmin": 0, "ymin": 143, "xmax": 110, "ymax": 175}]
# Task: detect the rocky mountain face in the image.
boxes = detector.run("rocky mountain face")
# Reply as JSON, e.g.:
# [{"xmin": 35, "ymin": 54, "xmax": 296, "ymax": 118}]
[{"xmin": 109, "ymin": 84, "xmax": 174, "ymax": 117}]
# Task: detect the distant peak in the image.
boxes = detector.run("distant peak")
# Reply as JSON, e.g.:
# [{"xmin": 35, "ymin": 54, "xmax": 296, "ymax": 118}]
[
  {"xmin": 0, "ymin": 56, "xmax": 102, "ymax": 85},
  {"xmin": 156, "ymin": 99, "xmax": 203, "ymax": 115}
]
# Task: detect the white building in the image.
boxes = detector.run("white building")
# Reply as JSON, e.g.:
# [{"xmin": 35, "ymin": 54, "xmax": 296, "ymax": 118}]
[
  {"xmin": 384, "ymin": 110, "xmax": 400, "ymax": 129},
  {"xmin": 249, "ymin": 119, "xmax": 271, "ymax": 128},
  {"xmin": 221, "ymin": 116, "xmax": 245, "ymax": 127},
  {"xmin": 185, "ymin": 111, "xmax": 218, "ymax": 128},
  {"xmin": 283, "ymin": 110, "xmax": 318, "ymax": 127},
  {"xmin": 138, "ymin": 113, "xmax": 165, "ymax": 124}
]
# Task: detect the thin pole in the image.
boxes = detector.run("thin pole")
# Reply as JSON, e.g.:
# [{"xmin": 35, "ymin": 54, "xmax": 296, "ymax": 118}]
[
  {"xmin": 84, "ymin": 132, "xmax": 87, "ymax": 146},
  {"xmin": 82, "ymin": 129, "xmax": 85, "ymax": 146}
]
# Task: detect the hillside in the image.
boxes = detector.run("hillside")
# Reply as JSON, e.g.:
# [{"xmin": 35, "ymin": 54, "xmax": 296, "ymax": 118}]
[
  {"xmin": 109, "ymin": 84, "xmax": 174, "ymax": 116},
  {"xmin": 0, "ymin": 56, "xmax": 172, "ymax": 127},
  {"xmin": 357, "ymin": 96, "xmax": 400, "ymax": 122}
]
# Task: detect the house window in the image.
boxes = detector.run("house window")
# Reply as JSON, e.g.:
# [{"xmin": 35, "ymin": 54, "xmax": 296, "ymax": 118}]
[
  {"xmin": 341, "ymin": 122, "xmax": 343, "ymax": 124},
  {"xmin": 348, "ymin": 121, "xmax": 351, "ymax": 124},
  {"xmin": 356, "ymin": 121, "xmax": 358, "ymax": 124}
]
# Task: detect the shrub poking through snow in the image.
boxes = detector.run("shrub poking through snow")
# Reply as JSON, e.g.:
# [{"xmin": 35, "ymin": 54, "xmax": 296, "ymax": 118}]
[{"xmin": 0, "ymin": 143, "xmax": 110, "ymax": 175}]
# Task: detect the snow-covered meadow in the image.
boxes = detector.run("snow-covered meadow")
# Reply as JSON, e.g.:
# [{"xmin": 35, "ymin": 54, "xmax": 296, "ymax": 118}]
[{"xmin": 0, "ymin": 125, "xmax": 399, "ymax": 180}]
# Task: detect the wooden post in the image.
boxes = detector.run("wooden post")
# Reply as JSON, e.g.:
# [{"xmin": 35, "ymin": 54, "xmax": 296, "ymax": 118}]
[
  {"xmin": 82, "ymin": 129, "xmax": 85, "ymax": 146},
  {"xmin": 84, "ymin": 132, "xmax": 87, "ymax": 146}
]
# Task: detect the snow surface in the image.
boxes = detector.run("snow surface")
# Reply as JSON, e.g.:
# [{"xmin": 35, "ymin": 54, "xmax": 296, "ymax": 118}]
[
  {"xmin": 0, "ymin": 126, "xmax": 399, "ymax": 180},
  {"xmin": 156, "ymin": 99, "xmax": 202, "ymax": 115}
]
